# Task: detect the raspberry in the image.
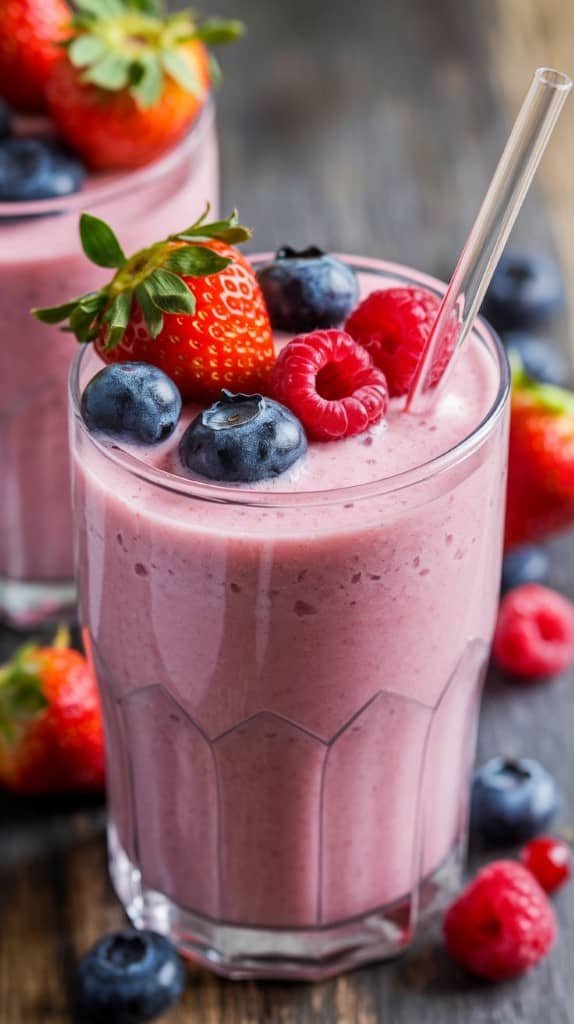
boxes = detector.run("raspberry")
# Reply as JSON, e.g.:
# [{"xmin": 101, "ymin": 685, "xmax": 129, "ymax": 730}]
[
  {"xmin": 493, "ymin": 584, "xmax": 574, "ymax": 680},
  {"xmin": 443, "ymin": 861, "xmax": 557, "ymax": 981},
  {"xmin": 271, "ymin": 329, "xmax": 388, "ymax": 440},
  {"xmin": 345, "ymin": 286, "xmax": 455, "ymax": 397},
  {"xmin": 520, "ymin": 836, "xmax": 572, "ymax": 894}
]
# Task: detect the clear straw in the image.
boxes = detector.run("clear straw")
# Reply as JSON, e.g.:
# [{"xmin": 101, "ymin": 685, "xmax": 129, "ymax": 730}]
[{"xmin": 407, "ymin": 67, "xmax": 572, "ymax": 414}]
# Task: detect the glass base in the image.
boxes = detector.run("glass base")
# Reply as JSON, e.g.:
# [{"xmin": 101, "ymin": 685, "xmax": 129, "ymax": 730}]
[
  {"xmin": 0, "ymin": 576, "xmax": 76, "ymax": 629},
  {"xmin": 109, "ymin": 829, "xmax": 463, "ymax": 980}
]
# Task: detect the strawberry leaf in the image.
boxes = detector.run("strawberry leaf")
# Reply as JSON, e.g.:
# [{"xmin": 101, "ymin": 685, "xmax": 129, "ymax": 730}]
[
  {"xmin": 146, "ymin": 268, "xmax": 196, "ymax": 314},
  {"xmin": 208, "ymin": 52, "xmax": 223, "ymax": 89},
  {"xmin": 165, "ymin": 246, "xmax": 231, "ymax": 277},
  {"xmin": 136, "ymin": 284, "xmax": 164, "ymax": 338},
  {"xmin": 0, "ymin": 647, "xmax": 47, "ymax": 744},
  {"xmin": 102, "ymin": 291, "xmax": 133, "ymax": 349},
  {"xmin": 174, "ymin": 209, "xmax": 252, "ymax": 245},
  {"xmin": 68, "ymin": 34, "xmax": 107, "ymax": 67},
  {"xmin": 74, "ymin": 0, "xmax": 124, "ymax": 17},
  {"xmin": 193, "ymin": 19, "xmax": 245, "ymax": 46},
  {"xmin": 32, "ymin": 294, "xmax": 95, "ymax": 325},
  {"xmin": 83, "ymin": 52, "xmax": 131, "ymax": 91},
  {"xmin": 80, "ymin": 214, "xmax": 126, "ymax": 269},
  {"xmin": 131, "ymin": 55, "xmax": 164, "ymax": 108},
  {"xmin": 161, "ymin": 49, "xmax": 201, "ymax": 95}
]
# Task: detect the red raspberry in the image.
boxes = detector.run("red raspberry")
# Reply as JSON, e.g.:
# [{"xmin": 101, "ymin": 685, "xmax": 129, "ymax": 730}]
[
  {"xmin": 443, "ymin": 860, "xmax": 557, "ymax": 981},
  {"xmin": 520, "ymin": 836, "xmax": 572, "ymax": 894},
  {"xmin": 345, "ymin": 286, "xmax": 456, "ymax": 397},
  {"xmin": 493, "ymin": 584, "xmax": 574, "ymax": 680},
  {"xmin": 271, "ymin": 329, "xmax": 388, "ymax": 440}
]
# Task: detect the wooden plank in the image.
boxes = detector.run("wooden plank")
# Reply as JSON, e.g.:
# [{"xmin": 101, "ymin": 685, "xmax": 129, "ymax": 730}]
[{"xmin": 2, "ymin": 0, "xmax": 574, "ymax": 1020}]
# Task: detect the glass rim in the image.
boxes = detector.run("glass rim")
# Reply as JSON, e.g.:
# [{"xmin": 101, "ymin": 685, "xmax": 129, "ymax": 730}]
[
  {"xmin": 69, "ymin": 255, "xmax": 510, "ymax": 510},
  {"xmin": 0, "ymin": 95, "xmax": 215, "ymax": 221}
]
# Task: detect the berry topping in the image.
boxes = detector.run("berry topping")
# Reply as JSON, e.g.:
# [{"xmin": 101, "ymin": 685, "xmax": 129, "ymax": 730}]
[
  {"xmin": 81, "ymin": 363, "xmax": 182, "ymax": 445},
  {"xmin": 504, "ymin": 332, "xmax": 570, "ymax": 387},
  {"xmin": 345, "ymin": 286, "xmax": 455, "ymax": 397},
  {"xmin": 443, "ymin": 861, "xmax": 556, "ymax": 981},
  {"xmin": 520, "ymin": 836, "xmax": 572, "ymax": 894},
  {"xmin": 471, "ymin": 756, "xmax": 559, "ymax": 846},
  {"xmin": 76, "ymin": 929, "xmax": 185, "ymax": 1023},
  {"xmin": 493, "ymin": 584, "xmax": 574, "ymax": 680},
  {"xmin": 0, "ymin": 0, "xmax": 71, "ymax": 113},
  {"xmin": 0, "ymin": 628, "xmax": 104, "ymax": 795},
  {"xmin": 272, "ymin": 329, "xmax": 388, "ymax": 441},
  {"xmin": 483, "ymin": 252, "xmax": 564, "ymax": 331},
  {"xmin": 256, "ymin": 247, "xmax": 359, "ymax": 334},
  {"xmin": 46, "ymin": 1, "xmax": 244, "ymax": 170},
  {"xmin": 501, "ymin": 545, "xmax": 550, "ymax": 594},
  {"xmin": 33, "ymin": 207, "xmax": 276, "ymax": 402},
  {"xmin": 0, "ymin": 100, "xmax": 11, "ymax": 141},
  {"xmin": 0, "ymin": 138, "xmax": 85, "ymax": 202},
  {"xmin": 180, "ymin": 391, "xmax": 307, "ymax": 483}
]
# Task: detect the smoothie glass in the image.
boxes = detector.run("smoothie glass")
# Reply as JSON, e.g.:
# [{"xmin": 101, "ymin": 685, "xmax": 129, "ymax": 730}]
[
  {"xmin": 70, "ymin": 256, "xmax": 510, "ymax": 980},
  {"xmin": 0, "ymin": 98, "xmax": 219, "ymax": 628}
]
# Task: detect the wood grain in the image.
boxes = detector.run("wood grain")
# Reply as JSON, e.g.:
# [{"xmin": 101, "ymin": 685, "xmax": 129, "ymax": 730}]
[{"xmin": 2, "ymin": 0, "xmax": 574, "ymax": 1020}]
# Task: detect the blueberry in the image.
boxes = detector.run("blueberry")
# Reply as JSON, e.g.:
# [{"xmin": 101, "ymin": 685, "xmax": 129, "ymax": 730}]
[
  {"xmin": 0, "ymin": 100, "xmax": 11, "ymax": 141},
  {"xmin": 503, "ymin": 331, "xmax": 570, "ymax": 387},
  {"xmin": 501, "ymin": 545, "xmax": 551, "ymax": 594},
  {"xmin": 0, "ymin": 137, "xmax": 85, "ymax": 201},
  {"xmin": 471, "ymin": 757, "xmax": 559, "ymax": 846},
  {"xmin": 257, "ymin": 246, "xmax": 359, "ymax": 333},
  {"xmin": 482, "ymin": 252, "xmax": 564, "ymax": 330},
  {"xmin": 76, "ymin": 929, "xmax": 185, "ymax": 1023},
  {"xmin": 180, "ymin": 390, "xmax": 307, "ymax": 483},
  {"xmin": 81, "ymin": 363, "xmax": 182, "ymax": 445}
]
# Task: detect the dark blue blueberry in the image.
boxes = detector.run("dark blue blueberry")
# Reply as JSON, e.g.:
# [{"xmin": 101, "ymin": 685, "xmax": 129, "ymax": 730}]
[
  {"xmin": 180, "ymin": 390, "xmax": 307, "ymax": 483},
  {"xmin": 0, "ymin": 101, "xmax": 11, "ymax": 141},
  {"xmin": 0, "ymin": 137, "xmax": 85, "ymax": 201},
  {"xmin": 482, "ymin": 252, "xmax": 564, "ymax": 330},
  {"xmin": 501, "ymin": 545, "xmax": 551, "ymax": 594},
  {"xmin": 257, "ymin": 246, "xmax": 359, "ymax": 333},
  {"xmin": 503, "ymin": 331, "xmax": 570, "ymax": 387},
  {"xmin": 81, "ymin": 363, "xmax": 182, "ymax": 445},
  {"xmin": 471, "ymin": 757, "xmax": 559, "ymax": 846},
  {"xmin": 76, "ymin": 929, "xmax": 185, "ymax": 1023}
]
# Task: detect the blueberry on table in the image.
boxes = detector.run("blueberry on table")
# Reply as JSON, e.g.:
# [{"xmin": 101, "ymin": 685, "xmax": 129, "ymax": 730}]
[
  {"xmin": 0, "ymin": 137, "xmax": 85, "ymax": 201},
  {"xmin": 471, "ymin": 756, "xmax": 559, "ymax": 846},
  {"xmin": 81, "ymin": 363, "xmax": 182, "ymax": 445},
  {"xmin": 503, "ymin": 331, "xmax": 570, "ymax": 386},
  {"xmin": 482, "ymin": 252, "xmax": 564, "ymax": 330},
  {"xmin": 257, "ymin": 246, "xmax": 359, "ymax": 333},
  {"xmin": 76, "ymin": 929, "xmax": 185, "ymax": 1023},
  {"xmin": 501, "ymin": 545, "xmax": 550, "ymax": 593},
  {"xmin": 180, "ymin": 390, "xmax": 307, "ymax": 482},
  {"xmin": 0, "ymin": 100, "xmax": 11, "ymax": 141}
]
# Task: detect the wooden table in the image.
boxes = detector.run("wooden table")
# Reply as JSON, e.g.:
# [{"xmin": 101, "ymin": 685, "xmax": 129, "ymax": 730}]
[{"xmin": 2, "ymin": 0, "xmax": 574, "ymax": 1019}]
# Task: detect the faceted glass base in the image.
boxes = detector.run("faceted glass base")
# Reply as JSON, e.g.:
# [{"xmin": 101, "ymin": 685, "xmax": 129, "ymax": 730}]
[
  {"xmin": 0, "ymin": 577, "xmax": 76, "ymax": 629},
  {"xmin": 109, "ymin": 829, "xmax": 463, "ymax": 981}
]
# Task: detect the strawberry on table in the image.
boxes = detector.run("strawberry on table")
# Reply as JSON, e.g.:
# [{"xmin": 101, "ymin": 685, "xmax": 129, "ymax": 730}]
[
  {"xmin": 0, "ymin": 629, "xmax": 105, "ymax": 795},
  {"xmin": 506, "ymin": 359, "xmax": 574, "ymax": 549},
  {"xmin": 33, "ymin": 207, "xmax": 276, "ymax": 402},
  {"xmin": 0, "ymin": 0, "xmax": 71, "ymax": 112},
  {"xmin": 46, "ymin": 0, "xmax": 244, "ymax": 170}
]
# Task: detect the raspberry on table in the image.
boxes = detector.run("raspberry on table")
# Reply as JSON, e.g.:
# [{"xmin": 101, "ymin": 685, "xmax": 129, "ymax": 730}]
[
  {"xmin": 344, "ymin": 286, "xmax": 455, "ymax": 397},
  {"xmin": 271, "ymin": 329, "xmax": 388, "ymax": 440},
  {"xmin": 492, "ymin": 583, "xmax": 574, "ymax": 680},
  {"xmin": 520, "ymin": 836, "xmax": 572, "ymax": 894},
  {"xmin": 443, "ymin": 860, "xmax": 557, "ymax": 981}
]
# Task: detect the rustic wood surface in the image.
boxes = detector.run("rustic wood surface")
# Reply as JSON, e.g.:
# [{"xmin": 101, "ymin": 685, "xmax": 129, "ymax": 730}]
[{"xmin": 2, "ymin": 0, "xmax": 574, "ymax": 1020}]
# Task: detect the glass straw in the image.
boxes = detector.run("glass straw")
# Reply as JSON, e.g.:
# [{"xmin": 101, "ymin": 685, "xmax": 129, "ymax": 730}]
[{"xmin": 407, "ymin": 68, "xmax": 572, "ymax": 414}]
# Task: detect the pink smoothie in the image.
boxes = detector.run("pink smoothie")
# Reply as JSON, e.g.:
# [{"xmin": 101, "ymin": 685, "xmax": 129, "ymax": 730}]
[
  {"xmin": 0, "ymin": 99, "xmax": 219, "ymax": 619},
  {"xmin": 72, "ymin": 258, "xmax": 509, "ymax": 959}
]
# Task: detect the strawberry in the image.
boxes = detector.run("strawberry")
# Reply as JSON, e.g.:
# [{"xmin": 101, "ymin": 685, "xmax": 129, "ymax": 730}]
[
  {"xmin": 0, "ymin": 0, "xmax": 71, "ymax": 112},
  {"xmin": 0, "ymin": 629, "xmax": 105, "ymax": 795},
  {"xmin": 33, "ymin": 207, "xmax": 276, "ymax": 402},
  {"xmin": 46, "ymin": 0, "xmax": 243, "ymax": 170},
  {"xmin": 506, "ymin": 359, "xmax": 574, "ymax": 549}
]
